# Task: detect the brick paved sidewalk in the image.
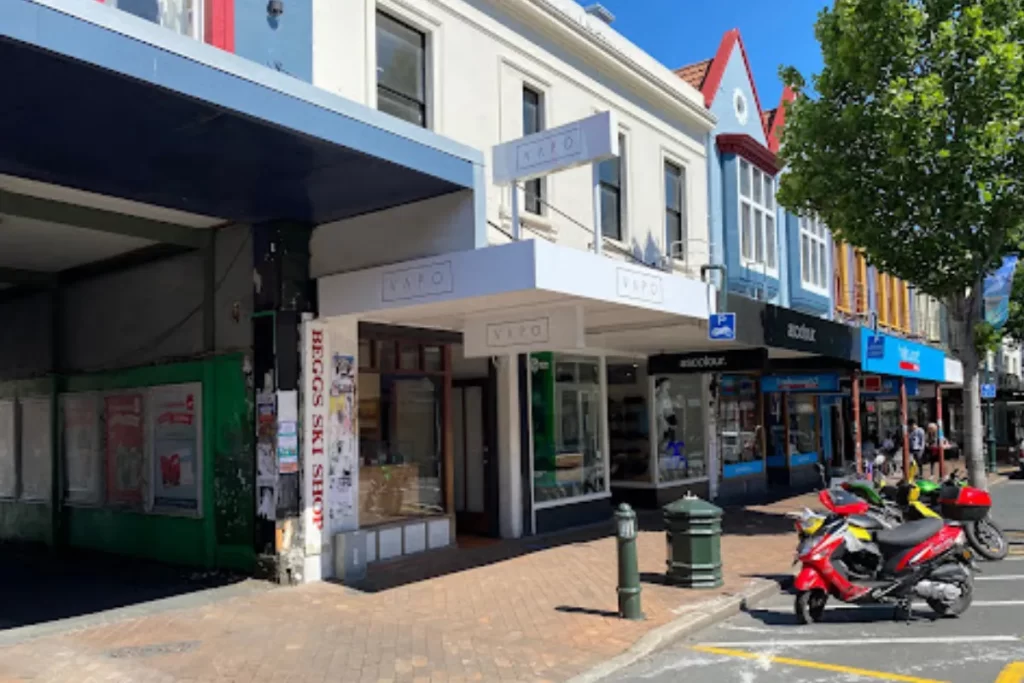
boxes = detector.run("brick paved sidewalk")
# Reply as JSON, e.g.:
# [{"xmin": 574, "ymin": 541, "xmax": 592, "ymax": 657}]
[{"xmin": 0, "ymin": 493, "xmax": 818, "ymax": 683}]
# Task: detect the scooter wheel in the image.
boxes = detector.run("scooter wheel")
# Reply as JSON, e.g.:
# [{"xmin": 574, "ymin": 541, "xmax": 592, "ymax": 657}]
[
  {"xmin": 795, "ymin": 590, "xmax": 827, "ymax": 625},
  {"xmin": 928, "ymin": 570, "xmax": 973, "ymax": 618},
  {"xmin": 966, "ymin": 516, "xmax": 1009, "ymax": 561}
]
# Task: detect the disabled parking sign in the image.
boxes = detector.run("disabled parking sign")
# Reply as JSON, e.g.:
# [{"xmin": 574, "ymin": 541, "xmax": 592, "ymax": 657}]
[{"xmin": 708, "ymin": 313, "xmax": 736, "ymax": 341}]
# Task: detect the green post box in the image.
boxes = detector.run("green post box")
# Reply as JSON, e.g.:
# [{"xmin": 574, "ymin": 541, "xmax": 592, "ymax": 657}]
[{"xmin": 663, "ymin": 492, "xmax": 723, "ymax": 588}]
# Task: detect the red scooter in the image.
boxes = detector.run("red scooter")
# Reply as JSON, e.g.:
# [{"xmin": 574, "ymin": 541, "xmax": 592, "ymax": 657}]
[{"xmin": 794, "ymin": 488, "xmax": 976, "ymax": 623}]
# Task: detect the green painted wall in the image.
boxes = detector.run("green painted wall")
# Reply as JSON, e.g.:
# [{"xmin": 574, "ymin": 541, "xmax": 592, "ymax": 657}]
[{"xmin": 0, "ymin": 355, "xmax": 254, "ymax": 571}]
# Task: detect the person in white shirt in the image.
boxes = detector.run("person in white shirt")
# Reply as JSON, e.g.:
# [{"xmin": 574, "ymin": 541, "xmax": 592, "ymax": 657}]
[{"xmin": 909, "ymin": 419, "xmax": 926, "ymax": 472}]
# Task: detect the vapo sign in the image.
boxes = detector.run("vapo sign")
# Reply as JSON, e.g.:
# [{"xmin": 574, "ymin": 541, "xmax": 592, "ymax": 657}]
[
  {"xmin": 860, "ymin": 331, "xmax": 945, "ymax": 381},
  {"xmin": 303, "ymin": 319, "xmax": 329, "ymax": 556}
]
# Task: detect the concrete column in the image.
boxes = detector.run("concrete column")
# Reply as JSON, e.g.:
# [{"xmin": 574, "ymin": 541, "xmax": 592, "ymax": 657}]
[{"xmin": 496, "ymin": 355, "xmax": 522, "ymax": 539}]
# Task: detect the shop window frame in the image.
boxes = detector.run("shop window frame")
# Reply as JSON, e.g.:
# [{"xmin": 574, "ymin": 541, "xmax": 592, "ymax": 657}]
[
  {"xmin": 357, "ymin": 333, "xmax": 452, "ymax": 529},
  {"xmin": 528, "ymin": 353, "xmax": 611, "ymax": 516}
]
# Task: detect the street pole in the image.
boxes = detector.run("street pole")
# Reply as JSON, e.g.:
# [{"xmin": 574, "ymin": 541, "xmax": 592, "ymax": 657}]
[
  {"xmin": 936, "ymin": 385, "xmax": 945, "ymax": 479},
  {"xmin": 900, "ymin": 377, "xmax": 911, "ymax": 476},
  {"xmin": 986, "ymin": 357, "xmax": 997, "ymax": 473},
  {"xmin": 852, "ymin": 371, "xmax": 863, "ymax": 476}
]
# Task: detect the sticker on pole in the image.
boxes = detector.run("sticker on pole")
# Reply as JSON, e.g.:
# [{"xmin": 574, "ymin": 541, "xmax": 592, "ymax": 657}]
[
  {"xmin": 708, "ymin": 313, "xmax": 736, "ymax": 342},
  {"xmin": 981, "ymin": 383, "xmax": 997, "ymax": 400}
]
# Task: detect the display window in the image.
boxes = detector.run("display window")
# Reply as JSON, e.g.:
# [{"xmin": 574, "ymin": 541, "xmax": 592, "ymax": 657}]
[
  {"xmin": 357, "ymin": 336, "xmax": 449, "ymax": 527},
  {"xmin": 531, "ymin": 353, "xmax": 607, "ymax": 504},
  {"xmin": 652, "ymin": 374, "xmax": 707, "ymax": 482},
  {"xmin": 717, "ymin": 374, "xmax": 764, "ymax": 477}
]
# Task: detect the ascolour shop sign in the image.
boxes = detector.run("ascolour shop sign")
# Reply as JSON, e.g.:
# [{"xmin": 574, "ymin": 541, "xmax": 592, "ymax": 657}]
[
  {"xmin": 860, "ymin": 332, "xmax": 945, "ymax": 380},
  {"xmin": 647, "ymin": 348, "xmax": 768, "ymax": 375}
]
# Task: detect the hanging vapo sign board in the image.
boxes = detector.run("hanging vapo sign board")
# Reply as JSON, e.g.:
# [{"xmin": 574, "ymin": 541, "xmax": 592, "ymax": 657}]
[
  {"xmin": 148, "ymin": 383, "xmax": 202, "ymax": 515},
  {"xmin": 492, "ymin": 111, "xmax": 619, "ymax": 184},
  {"xmin": 19, "ymin": 397, "xmax": 53, "ymax": 502},
  {"xmin": 0, "ymin": 400, "xmax": 16, "ymax": 499},
  {"xmin": 62, "ymin": 393, "xmax": 102, "ymax": 505},
  {"xmin": 105, "ymin": 393, "xmax": 145, "ymax": 506}
]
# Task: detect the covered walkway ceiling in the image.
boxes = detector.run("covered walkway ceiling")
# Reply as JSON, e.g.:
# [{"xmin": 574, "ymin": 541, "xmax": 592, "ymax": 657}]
[{"xmin": 1, "ymin": 0, "xmax": 484, "ymax": 291}]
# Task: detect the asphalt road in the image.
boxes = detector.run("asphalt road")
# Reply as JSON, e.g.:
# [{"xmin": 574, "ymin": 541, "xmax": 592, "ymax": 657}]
[{"xmin": 609, "ymin": 476, "xmax": 1024, "ymax": 683}]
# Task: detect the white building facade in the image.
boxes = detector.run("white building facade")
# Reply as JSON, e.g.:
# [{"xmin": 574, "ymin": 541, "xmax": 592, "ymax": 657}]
[{"xmin": 301, "ymin": 0, "xmax": 723, "ymax": 581}]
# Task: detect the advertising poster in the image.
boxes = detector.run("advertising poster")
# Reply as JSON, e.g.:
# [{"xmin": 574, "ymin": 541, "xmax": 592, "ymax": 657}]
[
  {"xmin": 277, "ymin": 421, "xmax": 299, "ymax": 474},
  {"xmin": 0, "ymin": 400, "xmax": 16, "ymax": 499},
  {"xmin": 328, "ymin": 353, "xmax": 357, "ymax": 532},
  {"xmin": 62, "ymin": 393, "xmax": 101, "ymax": 505},
  {"xmin": 105, "ymin": 393, "xmax": 145, "ymax": 506},
  {"xmin": 149, "ymin": 383, "xmax": 202, "ymax": 513},
  {"xmin": 19, "ymin": 398, "xmax": 53, "ymax": 502}
]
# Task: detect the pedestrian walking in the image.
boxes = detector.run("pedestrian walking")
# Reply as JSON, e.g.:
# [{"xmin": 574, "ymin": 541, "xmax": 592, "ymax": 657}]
[
  {"xmin": 924, "ymin": 422, "xmax": 940, "ymax": 478},
  {"xmin": 909, "ymin": 419, "xmax": 926, "ymax": 475}
]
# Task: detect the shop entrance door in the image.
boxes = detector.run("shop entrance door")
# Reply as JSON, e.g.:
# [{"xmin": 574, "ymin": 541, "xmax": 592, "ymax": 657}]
[{"xmin": 453, "ymin": 379, "xmax": 499, "ymax": 536}]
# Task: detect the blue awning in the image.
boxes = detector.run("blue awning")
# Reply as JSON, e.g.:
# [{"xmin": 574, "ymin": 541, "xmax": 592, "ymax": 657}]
[{"xmin": 1, "ymin": 0, "xmax": 484, "ymax": 225}]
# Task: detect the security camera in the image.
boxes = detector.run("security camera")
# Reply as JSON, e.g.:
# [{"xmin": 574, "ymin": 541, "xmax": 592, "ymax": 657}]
[{"xmin": 267, "ymin": 0, "xmax": 284, "ymax": 16}]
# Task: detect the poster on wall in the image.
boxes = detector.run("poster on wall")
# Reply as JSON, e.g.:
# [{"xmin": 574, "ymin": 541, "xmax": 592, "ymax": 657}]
[
  {"xmin": 148, "ymin": 383, "xmax": 202, "ymax": 514},
  {"xmin": 328, "ymin": 353, "xmax": 358, "ymax": 533},
  {"xmin": 19, "ymin": 397, "xmax": 53, "ymax": 502},
  {"xmin": 105, "ymin": 393, "xmax": 146, "ymax": 506},
  {"xmin": 0, "ymin": 400, "xmax": 16, "ymax": 499},
  {"xmin": 62, "ymin": 393, "xmax": 102, "ymax": 505}
]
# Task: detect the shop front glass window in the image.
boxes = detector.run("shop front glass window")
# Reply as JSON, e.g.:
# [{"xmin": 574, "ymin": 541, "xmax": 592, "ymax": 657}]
[
  {"xmin": 716, "ymin": 375, "xmax": 762, "ymax": 475},
  {"xmin": 358, "ymin": 340, "xmax": 446, "ymax": 527},
  {"xmin": 652, "ymin": 375, "xmax": 707, "ymax": 482},
  {"xmin": 608, "ymin": 361, "xmax": 650, "ymax": 483},
  {"xmin": 787, "ymin": 395, "xmax": 818, "ymax": 462},
  {"xmin": 532, "ymin": 353, "xmax": 606, "ymax": 503}
]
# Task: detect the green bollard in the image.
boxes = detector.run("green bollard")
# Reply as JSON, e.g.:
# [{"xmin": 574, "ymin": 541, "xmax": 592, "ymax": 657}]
[{"xmin": 615, "ymin": 503, "xmax": 643, "ymax": 620}]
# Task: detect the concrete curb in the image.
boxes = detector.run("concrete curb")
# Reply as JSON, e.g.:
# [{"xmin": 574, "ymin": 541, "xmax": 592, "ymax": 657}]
[{"xmin": 564, "ymin": 578, "xmax": 783, "ymax": 683}]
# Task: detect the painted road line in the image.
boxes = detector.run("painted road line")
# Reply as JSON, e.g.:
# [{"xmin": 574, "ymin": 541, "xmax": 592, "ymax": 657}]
[
  {"xmin": 691, "ymin": 645, "xmax": 949, "ymax": 683},
  {"xmin": 996, "ymin": 662, "xmax": 1024, "ymax": 683},
  {"xmin": 696, "ymin": 635, "xmax": 1021, "ymax": 649},
  {"xmin": 977, "ymin": 575, "xmax": 1024, "ymax": 581}
]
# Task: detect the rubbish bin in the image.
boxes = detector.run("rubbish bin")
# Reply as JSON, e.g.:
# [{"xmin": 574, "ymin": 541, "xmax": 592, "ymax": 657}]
[{"xmin": 663, "ymin": 492, "xmax": 723, "ymax": 588}]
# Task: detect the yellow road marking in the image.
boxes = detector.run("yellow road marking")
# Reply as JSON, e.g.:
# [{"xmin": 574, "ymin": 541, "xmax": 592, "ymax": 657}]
[
  {"xmin": 996, "ymin": 662, "xmax": 1024, "ymax": 683},
  {"xmin": 692, "ymin": 645, "xmax": 950, "ymax": 683}
]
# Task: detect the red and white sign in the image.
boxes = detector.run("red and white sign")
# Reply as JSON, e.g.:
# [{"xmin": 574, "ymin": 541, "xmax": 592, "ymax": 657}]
[
  {"xmin": 863, "ymin": 375, "xmax": 883, "ymax": 393},
  {"xmin": 303, "ymin": 320, "xmax": 329, "ymax": 556}
]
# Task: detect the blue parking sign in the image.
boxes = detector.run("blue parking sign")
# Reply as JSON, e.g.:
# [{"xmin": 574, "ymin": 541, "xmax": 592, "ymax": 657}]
[
  {"xmin": 708, "ymin": 313, "xmax": 736, "ymax": 341},
  {"xmin": 981, "ymin": 383, "xmax": 997, "ymax": 400}
]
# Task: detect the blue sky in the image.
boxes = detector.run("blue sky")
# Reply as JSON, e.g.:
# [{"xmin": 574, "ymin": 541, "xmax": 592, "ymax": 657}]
[{"xmin": 585, "ymin": 1, "xmax": 830, "ymax": 107}]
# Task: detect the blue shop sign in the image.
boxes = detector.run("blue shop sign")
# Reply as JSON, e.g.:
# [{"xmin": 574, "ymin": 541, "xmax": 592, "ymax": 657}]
[
  {"xmin": 761, "ymin": 373, "xmax": 840, "ymax": 393},
  {"xmin": 860, "ymin": 332, "xmax": 945, "ymax": 381},
  {"xmin": 723, "ymin": 461, "xmax": 764, "ymax": 478}
]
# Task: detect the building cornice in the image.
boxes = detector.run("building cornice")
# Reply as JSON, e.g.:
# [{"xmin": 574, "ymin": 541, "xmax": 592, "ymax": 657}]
[{"xmin": 519, "ymin": 0, "xmax": 717, "ymax": 132}]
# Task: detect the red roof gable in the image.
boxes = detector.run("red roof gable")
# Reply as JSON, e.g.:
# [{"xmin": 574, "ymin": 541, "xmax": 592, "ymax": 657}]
[
  {"xmin": 673, "ymin": 29, "xmax": 772, "ymax": 144},
  {"xmin": 765, "ymin": 85, "xmax": 796, "ymax": 153},
  {"xmin": 674, "ymin": 59, "xmax": 713, "ymax": 90}
]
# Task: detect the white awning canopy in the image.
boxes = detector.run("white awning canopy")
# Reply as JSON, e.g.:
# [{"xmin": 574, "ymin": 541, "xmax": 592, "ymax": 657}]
[{"xmin": 317, "ymin": 240, "xmax": 731, "ymax": 357}]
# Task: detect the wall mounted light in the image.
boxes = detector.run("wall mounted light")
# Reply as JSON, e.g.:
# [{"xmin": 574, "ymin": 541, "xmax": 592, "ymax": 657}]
[{"xmin": 267, "ymin": 0, "xmax": 284, "ymax": 17}]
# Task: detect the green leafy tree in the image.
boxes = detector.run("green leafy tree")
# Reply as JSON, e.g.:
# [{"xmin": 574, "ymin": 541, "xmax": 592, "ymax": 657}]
[{"xmin": 777, "ymin": 0, "xmax": 1024, "ymax": 488}]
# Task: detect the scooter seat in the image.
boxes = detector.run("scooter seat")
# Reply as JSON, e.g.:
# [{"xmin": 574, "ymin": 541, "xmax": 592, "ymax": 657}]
[{"xmin": 874, "ymin": 518, "xmax": 944, "ymax": 548}]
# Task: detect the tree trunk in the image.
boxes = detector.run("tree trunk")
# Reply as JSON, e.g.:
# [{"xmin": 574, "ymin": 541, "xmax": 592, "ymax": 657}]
[{"xmin": 951, "ymin": 306, "xmax": 988, "ymax": 490}]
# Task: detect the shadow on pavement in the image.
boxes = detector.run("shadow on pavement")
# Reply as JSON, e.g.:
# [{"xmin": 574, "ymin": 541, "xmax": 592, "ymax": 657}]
[{"xmin": 0, "ymin": 543, "xmax": 247, "ymax": 631}]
